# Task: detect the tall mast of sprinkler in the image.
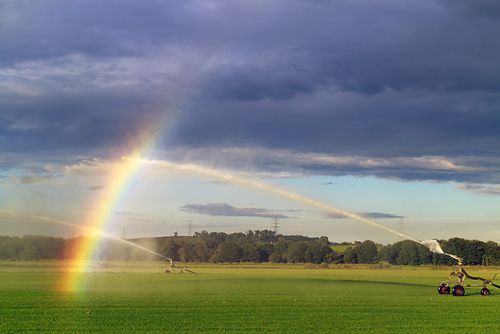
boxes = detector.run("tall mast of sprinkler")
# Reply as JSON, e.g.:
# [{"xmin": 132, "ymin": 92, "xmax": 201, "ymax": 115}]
[{"xmin": 188, "ymin": 219, "xmax": 192, "ymax": 237}]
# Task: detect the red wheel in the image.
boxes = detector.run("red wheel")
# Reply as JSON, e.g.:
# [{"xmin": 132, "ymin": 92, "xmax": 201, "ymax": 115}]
[
  {"xmin": 480, "ymin": 288, "xmax": 490, "ymax": 296},
  {"xmin": 438, "ymin": 284, "xmax": 450, "ymax": 294},
  {"xmin": 452, "ymin": 285, "xmax": 465, "ymax": 296}
]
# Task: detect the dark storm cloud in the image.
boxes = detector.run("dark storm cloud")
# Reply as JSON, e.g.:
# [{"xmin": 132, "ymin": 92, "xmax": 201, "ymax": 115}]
[
  {"xmin": 2, "ymin": 0, "xmax": 500, "ymax": 184},
  {"xmin": 441, "ymin": 0, "xmax": 500, "ymax": 19},
  {"xmin": 172, "ymin": 90, "xmax": 500, "ymax": 157},
  {"xmin": 181, "ymin": 203, "xmax": 289, "ymax": 219}
]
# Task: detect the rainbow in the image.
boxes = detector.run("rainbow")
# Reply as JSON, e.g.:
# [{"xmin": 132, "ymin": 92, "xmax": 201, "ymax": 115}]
[{"xmin": 61, "ymin": 128, "xmax": 159, "ymax": 292}]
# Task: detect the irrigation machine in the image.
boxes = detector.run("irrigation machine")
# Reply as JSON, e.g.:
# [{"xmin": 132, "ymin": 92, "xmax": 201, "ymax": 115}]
[
  {"xmin": 164, "ymin": 258, "xmax": 197, "ymax": 274},
  {"xmin": 438, "ymin": 257, "xmax": 499, "ymax": 296}
]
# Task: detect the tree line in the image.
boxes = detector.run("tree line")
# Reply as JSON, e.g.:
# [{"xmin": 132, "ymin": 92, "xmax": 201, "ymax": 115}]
[
  {"xmin": 0, "ymin": 231, "xmax": 498, "ymax": 265},
  {"xmin": 345, "ymin": 239, "xmax": 499, "ymax": 266}
]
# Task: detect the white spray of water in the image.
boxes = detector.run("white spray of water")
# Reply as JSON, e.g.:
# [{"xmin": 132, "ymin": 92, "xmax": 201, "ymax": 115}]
[
  {"xmin": 420, "ymin": 239, "xmax": 461, "ymax": 261},
  {"xmin": 0, "ymin": 209, "xmax": 170, "ymax": 261},
  {"xmin": 132, "ymin": 157, "xmax": 459, "ymax": 260}
]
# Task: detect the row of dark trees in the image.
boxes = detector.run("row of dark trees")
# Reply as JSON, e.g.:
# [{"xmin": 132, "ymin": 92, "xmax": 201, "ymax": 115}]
[
  {"xmin": 125, "ymin": 231, "xmax": 335, "ymax": 264},
  {"xmin": 0, "ymin": 231, "xmax": 498, "ymax": 265},
  {"xmin": 0, "ymin": 235, "xmax": 66, "ymax": 260},
  {"xmin": 344, "ymin": 239, "xmax": 499, "ymax": 266}
]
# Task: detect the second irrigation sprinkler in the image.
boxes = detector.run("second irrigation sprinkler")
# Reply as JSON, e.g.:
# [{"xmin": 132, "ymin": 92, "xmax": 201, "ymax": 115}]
[
  {"xmin": 164, "ymin": 258, "xmax": 197, "ymax": 274},
  {"xmin": 0, "ymin": 209, "xmax": 197, "ymax": 274}
]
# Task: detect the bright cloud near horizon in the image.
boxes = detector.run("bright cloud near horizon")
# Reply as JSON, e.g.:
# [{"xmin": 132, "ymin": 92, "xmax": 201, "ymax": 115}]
[{"xmin": 1, "ymin": 0, "xmax": 499, "ymax": 243}]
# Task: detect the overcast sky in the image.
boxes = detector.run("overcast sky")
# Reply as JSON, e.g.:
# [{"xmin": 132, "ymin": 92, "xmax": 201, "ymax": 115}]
[{"xmin": 1, "ymin": 0, "xmax": 499, "ymax": 242}]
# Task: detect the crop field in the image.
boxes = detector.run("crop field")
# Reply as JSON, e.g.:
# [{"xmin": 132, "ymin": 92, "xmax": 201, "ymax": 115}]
[{"xmin": 0, "ymin": 262, "xmax": 499, "ymax": 333}]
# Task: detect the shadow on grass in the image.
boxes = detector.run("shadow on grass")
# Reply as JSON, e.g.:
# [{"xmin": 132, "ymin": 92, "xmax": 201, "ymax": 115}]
[
  {"xmin": 330, "ymin": 279, "xmax": 430, "ymax": 288},
  {"xmin": 326, "ymin": 279, "xmax": 498, "ymax": 296}
]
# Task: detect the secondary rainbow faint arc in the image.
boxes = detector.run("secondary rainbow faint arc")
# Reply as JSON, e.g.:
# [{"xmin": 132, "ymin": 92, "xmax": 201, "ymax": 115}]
[{"xmin": 62, "ymin": 130, "xmax": 158, "ymax": 292}]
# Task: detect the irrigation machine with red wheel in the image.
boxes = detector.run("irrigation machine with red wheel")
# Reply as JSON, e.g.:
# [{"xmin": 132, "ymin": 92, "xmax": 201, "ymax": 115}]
[{"xmin": 438, "ymin": 258, "xmax": 499, "ymax": 296}]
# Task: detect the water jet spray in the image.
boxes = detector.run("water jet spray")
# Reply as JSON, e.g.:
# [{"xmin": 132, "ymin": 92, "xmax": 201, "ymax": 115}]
[{"xmin": 131, "ymin": 157, "xmax": 461, "ymax": 261}]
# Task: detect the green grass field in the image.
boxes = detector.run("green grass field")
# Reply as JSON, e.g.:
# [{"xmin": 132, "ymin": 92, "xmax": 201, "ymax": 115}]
[
  {"xmin": 331, "ymin": 244, "xmax": 355, "ymax": 253},
  {"xmin": 0, "ymin": 262, "xmax": 498, "ymax": 333}
]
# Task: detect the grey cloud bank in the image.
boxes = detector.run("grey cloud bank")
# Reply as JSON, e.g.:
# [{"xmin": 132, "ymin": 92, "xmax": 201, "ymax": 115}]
[{"xmin": 181, "ymin": 203, "xmax": 289, "ymax": 219}]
